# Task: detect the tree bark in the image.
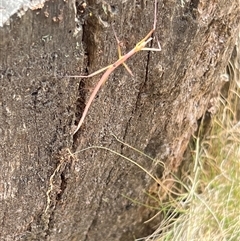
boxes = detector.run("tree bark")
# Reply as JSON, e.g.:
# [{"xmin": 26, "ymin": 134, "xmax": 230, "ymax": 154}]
[{"xmin": 0, "ymin": 0, "xmax": 239, "ymax": 240}]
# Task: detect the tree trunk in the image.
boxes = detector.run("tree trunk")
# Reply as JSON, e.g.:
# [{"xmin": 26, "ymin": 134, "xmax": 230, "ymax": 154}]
[{"xmin": 0, "ymin": 0, "xmax": 239, "ymax": 240}]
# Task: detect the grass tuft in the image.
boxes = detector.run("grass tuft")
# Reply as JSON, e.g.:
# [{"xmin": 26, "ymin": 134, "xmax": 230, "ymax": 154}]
[{"xmin": 144, "ymin": 49, "xmax": 240, "ymax": 241}]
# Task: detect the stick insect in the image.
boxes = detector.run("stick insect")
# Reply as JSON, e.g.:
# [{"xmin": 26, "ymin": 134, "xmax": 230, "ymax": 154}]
[{"xmin": 69, "ymin": 0, "xmax": 161, "ymax": 134}]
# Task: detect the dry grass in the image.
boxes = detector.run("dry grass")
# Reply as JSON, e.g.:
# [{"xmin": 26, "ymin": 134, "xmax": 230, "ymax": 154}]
[{"xmin": 142, "ymin": 42, "xmax": 240, "ymax": 241}]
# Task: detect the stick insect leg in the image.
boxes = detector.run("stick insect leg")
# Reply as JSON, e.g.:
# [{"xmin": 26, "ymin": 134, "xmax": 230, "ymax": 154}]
[
  {"xmin": 67, "ymin": 64, "xmax": 113, "ymax": 78},
  {"xmin": 112, "ymin": 25, "xmax": 133, "ymax": 76},
  {"xmin": 136, "ymin": 0, "xmax": 158, "ymax": 47}
]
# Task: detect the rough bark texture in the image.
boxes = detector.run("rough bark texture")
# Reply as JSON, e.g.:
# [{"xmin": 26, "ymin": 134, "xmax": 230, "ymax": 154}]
[{"xmin": 0, "ymin": 0, "xmax": 239, "ymax": 240}]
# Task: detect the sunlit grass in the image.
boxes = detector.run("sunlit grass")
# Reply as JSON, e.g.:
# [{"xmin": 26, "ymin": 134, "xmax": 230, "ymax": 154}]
[{"xmin": 144, "ymin": 54, "xmax": 240, "ymax": 241}]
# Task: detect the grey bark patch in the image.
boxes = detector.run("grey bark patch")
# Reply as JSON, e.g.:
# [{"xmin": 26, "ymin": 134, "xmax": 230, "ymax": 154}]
[{"xmin": 0, "ymin": 0, "xmax": 46, "ymax": 27}]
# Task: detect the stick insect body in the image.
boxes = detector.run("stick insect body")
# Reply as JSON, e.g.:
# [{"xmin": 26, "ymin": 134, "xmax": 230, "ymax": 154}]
[{"xmin": 70, "ymin": 0, "xmax": 160, "ymax": 134}]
